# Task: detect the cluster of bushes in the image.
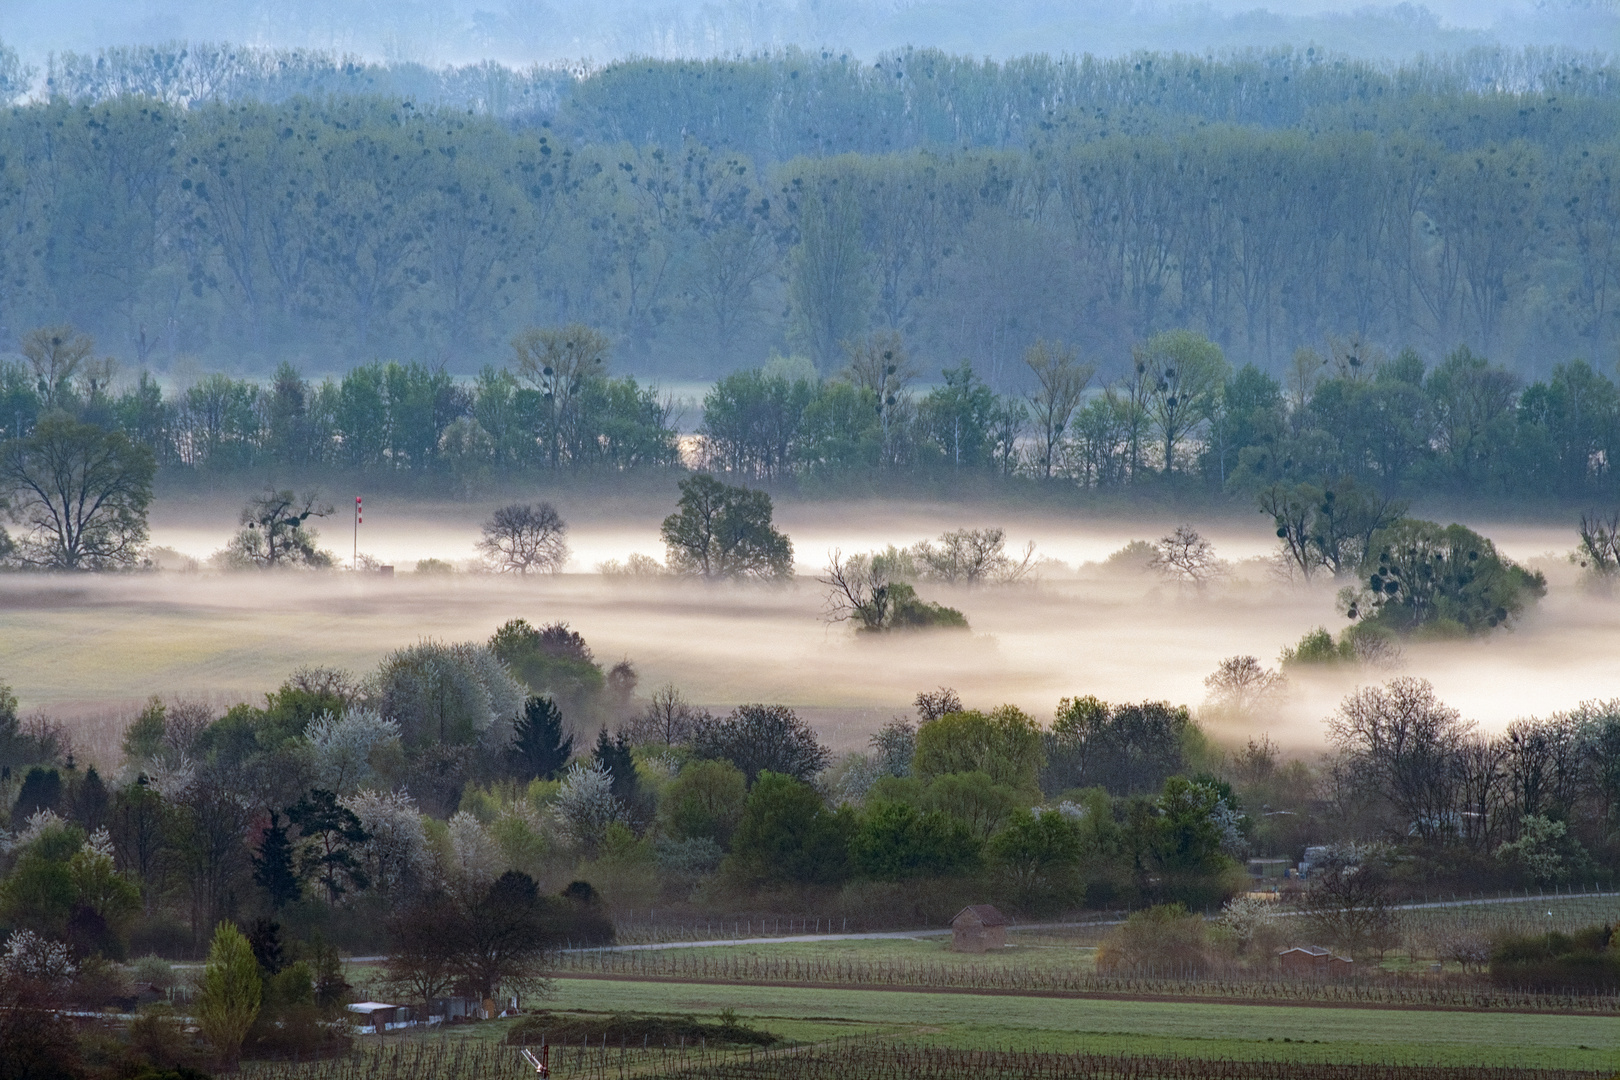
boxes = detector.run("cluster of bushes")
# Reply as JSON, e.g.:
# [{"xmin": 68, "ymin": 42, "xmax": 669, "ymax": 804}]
[{"xmin": 1488, "ymin": 925, "xmax": 1620, "ymax": 992}]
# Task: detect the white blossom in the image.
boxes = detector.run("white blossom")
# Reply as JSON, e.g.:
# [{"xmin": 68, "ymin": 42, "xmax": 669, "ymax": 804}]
[
  {"xmin": 309, "ymin": 710, "xmax": 400, "ymax": 793},
  {"xmin": 341, "ymin": 789, "xmax": 428, "ymax": 894},
  {"xmin": 84, "ymin": 826, "xmax": 115, "ymax": 862},
  {"xmin": 144, "ymin": 754, "xmax": 196, "ymax": 801},
  {"xmin": 552, "ymin": 761, "xmax": 621, "ymax": 853},
  {"xmin": 1, "ymin": 809, "xmax": 66, "ymax": 854},
  {"xmin": 447, "ymin": 810, "xmax": 503, "ymax": 894},
  {"xmin": 2, "ymin": 929, "xmax": 75, "ymax": 987}
]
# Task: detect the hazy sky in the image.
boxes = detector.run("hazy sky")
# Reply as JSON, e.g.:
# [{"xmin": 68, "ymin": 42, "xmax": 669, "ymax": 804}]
[{"xmin": 1, "ymin": 0, "xmax": 1601, "ymax": 67}]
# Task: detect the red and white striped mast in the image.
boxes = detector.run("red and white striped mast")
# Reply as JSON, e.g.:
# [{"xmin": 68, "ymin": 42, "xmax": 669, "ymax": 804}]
[{"xmin": 353, "ymin": 495, "xmax": 362, "ymax": 570}]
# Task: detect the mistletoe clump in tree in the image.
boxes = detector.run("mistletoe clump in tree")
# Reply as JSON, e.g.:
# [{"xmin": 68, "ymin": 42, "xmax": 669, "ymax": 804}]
[
  {"xmin": 1341, "ymin": 520, "xmax": 1546, "ymax": 638},
  {"xmin": 224, "ymin": 487, "xmax": 334, "ymax": 569}
]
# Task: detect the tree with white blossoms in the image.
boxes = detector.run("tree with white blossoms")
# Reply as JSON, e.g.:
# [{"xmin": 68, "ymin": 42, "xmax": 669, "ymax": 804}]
[
  {"xmin": 341, "ymin": 790, "xmax": 428, "ymax": 895},
  {"xmin": 1209, "ymin": 792, "xmax": 1248, "ymax": 857},
  {"xmin": 375, "ymin": 641, "xmax": 524, "ymax": 750},
  {"xmin": 2, "ymin": 928, "xmax": 75, "ymax": 987},
  {"xmin": 309, "ymin": 711, "xmax": 401, "ymax": 793},
  {"xmin": 552, "ymin": 761, "xmax": 621, "ymax": 857},
  {"xmin": 1215, "ymin": 895, "xmax": 1284, "ymax": 956},
  {"xmin": 2, "ymin": 808, "xmax": 64, "ymax": 854},
  {"xmin": 67, "ymin": 827, "xmax": 139, "ymax": 942},
  {"xmin": 446, "ymin": 810, "xmax": 503, "ymax": 895}
]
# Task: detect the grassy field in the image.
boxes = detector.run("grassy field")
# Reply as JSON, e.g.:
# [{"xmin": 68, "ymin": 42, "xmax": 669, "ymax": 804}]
[
  {"xmin": 537, "ymin": 977, "xmax": 1620, "ymax": 1070},
  {"xmin": 618, "ymin": 931, "xmax": 1099, "ymax": 970}
]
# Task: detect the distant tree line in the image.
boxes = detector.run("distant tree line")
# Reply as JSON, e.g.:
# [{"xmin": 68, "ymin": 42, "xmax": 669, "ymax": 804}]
[
  {"xmin": 697, "ymin": 335, "xmax": 1620, "ymax": 500},
  {"xmin": 8, "ymin": 47, "xmax": 1620, "ymax": 374},
  {"xmin": 0, "ymin": 325, "xmax": 676, "ymax": 479},
  {"xmin": 11, "ymin": 321, "xmax": 1620, "ymax": 503}
]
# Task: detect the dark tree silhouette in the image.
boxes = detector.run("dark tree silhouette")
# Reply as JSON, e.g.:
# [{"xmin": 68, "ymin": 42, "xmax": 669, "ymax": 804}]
[
  {"xmin": 510, "ymin": 696, "xmax": 573, "ymax": 781},
  {"xmin": 252, "ymin": 810, "xmax": 301, "ymax": 910}
]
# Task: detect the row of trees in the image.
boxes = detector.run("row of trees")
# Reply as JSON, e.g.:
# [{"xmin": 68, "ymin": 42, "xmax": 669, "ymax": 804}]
[
  {"xmin": 701, "ymin": 334, "xmax": 1620, "ymax": 499},
  {"xmin": 16, "ymin": 318, "xmax": 1620, "ymax": 502},
  {"xmin": 1, "ymin": 325, "xmax": 677, "ymax": 476},
  {"xmin": 10, "ymin": 53, "xmax": 1620, "ymax": 372}
]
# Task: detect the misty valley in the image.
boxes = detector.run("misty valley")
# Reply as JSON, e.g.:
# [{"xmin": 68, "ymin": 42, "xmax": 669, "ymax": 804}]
[{"xmin": 4, "ymin": 7, "xmax": 1620, "ymax": 1080}]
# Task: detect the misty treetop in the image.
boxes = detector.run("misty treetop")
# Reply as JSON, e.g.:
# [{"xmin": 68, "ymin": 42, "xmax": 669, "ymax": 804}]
[{"xmin": 10, "ymin": 47, "xmax": 1620, "ymax": 380}]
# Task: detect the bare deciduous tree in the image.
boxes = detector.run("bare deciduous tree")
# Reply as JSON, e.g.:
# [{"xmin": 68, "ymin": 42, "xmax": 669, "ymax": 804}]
[
  {"xmin": 820, "ymin": 549, "xmax": 967, "ymax": 632},
  {"xmin": 227, "ymin": 487, "xmax": 333, "ymax": 569},
  {"xmin": 1149, "ymin": 525, "xmax": 1223, "ymax": 587},
  {"xmin": 478, "ymin": 502, "xmax": 569, "ymax": 575},
  {"xmin": 914, "ymin": 687, "xmax": 963, "ymax": 724},
  {"xmin": 820, "ymin": 550, "xmax": 892, "ymax": 630},
  {"xmin": 1576, "ymin": 509, "xmax": 1620, "ymax": 577},
  {"xmin": 1327, "ymin": 678, "xmax": 1473, "ymax": 843},
  {"xmin": 1505, "ymin": 714, "xmax": 1583, "ymax": 821},
  {"xmin": 1297, "ymin": 856, "xmax": 1401, "ymax": 958},
  {"xmin": 1202, "ymin": 656, "xmax": 1287, "ymax": 715},
  {"xmin": 1024, "ymin": 340, "xmax": 1093, "ymax": 480},
  {"xmin": 914, "ymin": 527, "xmax": 1035, "ymax": 585},
  {"xmin": 1454, "ymin": 734, "xmax": 1511, "ymax": 852},
  {"xmin": 625, "ymin": 683, "xmax": 701, "ymax": 746}
]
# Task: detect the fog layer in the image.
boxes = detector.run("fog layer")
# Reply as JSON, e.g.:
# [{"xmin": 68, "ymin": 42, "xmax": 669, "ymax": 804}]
[{"xmin": 5, "ymin": 504, "xmax": 1606, "ymax": 766}]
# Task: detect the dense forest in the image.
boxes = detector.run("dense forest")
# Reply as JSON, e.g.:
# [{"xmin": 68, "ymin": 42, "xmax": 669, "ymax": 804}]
[{"xmin": 6, "ymin": 44, "xmax": 1620, "ymax": 385}]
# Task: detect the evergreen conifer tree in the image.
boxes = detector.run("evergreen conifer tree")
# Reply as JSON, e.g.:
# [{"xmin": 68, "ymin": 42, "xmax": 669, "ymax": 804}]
[
  {"xmin": 511, "ymin": 695, "xmax": 573, "ymax": 780},
  {"xmin": 593, "ymin": 727, "xmax": 639, "ymax": 804},
  {"xmin": 252, "ymin": 810, "xmax": 301, "ymax": 909}
]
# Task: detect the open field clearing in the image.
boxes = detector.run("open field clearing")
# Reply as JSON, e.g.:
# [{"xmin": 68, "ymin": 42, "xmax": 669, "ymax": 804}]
[{"xmin": 456, "ymin": 981, "xmax": 1620, "ymax": 1070}]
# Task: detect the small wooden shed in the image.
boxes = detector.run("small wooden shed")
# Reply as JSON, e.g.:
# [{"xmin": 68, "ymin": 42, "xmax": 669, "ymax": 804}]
[
  {"xmin": 1277, "ymin": 945, "xmax": 1353, "ymax": 976},
  {"xmin": 347, "ymin": 1001, "xmax": 405, "ymax": 1032},
  {"xmin": 951, "ymin": 904, "xmax": 1010, "ymax": 953}
]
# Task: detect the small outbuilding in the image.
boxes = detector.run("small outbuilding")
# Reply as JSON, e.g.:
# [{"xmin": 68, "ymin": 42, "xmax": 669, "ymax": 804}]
[
  {"xmin": 951, "ymin": 904, "xmax": 1010, "ymax": 953},
  {"xmin": 1277, "ymin": 945, "xmax": 1354, "ymax": 977},
  {"xmin": 347, "ymin": 1001, "xmax": 411, "ymax": 1033}
]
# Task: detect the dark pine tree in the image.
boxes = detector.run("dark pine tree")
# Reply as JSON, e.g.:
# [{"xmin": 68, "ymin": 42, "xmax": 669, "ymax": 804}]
[
  {"xmin": 247, "ymin": 917, "xmax": 285, "ymax": 975},
  {"xmin": 12, "ymin": 767, "xmax": 61, "ymax": 820},
  {"xmin": 593, "ymin": 728, "xmax": 639, "ymax": 804},
  {"xmin": 252, "ymin": 810, "xmax": 302, "ymax": 910},
  {"xmin": 71, "ymin": 767, "xmax": 110, "ymax": 833},
  {"xmin": 287, "ymin": 789, "xmax": 370, "ymax": 902},
  {"xmin": 511, "ymin": 696, "xmax": 573, "ymax": 781}
]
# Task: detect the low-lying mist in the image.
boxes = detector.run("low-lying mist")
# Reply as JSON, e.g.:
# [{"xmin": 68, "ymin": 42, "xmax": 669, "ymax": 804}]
[{"xmin": 6, "ymin": 500, "xmax": 1609, "ymax": 768}]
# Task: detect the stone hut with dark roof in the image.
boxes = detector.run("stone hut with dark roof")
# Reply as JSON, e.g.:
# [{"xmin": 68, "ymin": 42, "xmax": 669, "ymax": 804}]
[{"xmin": 951, "ymin": 904, "xmax": 1009, "ymax": 953}]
